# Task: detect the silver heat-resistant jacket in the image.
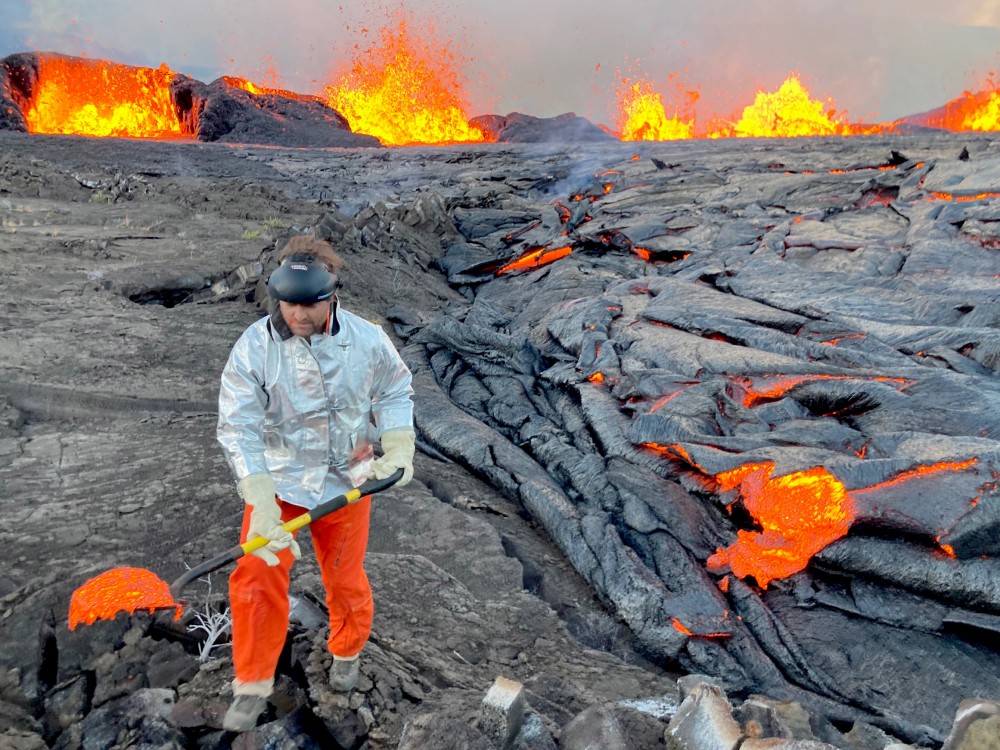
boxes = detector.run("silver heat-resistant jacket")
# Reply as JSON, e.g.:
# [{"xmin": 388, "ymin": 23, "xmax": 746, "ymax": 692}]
[{"xmin": 217, "ymin": 303, "xmax": 414, "ymax": 509}]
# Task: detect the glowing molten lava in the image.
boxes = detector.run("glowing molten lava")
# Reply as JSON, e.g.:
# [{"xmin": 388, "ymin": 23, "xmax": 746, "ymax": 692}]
[
  {"xmin": 706, "ymin": 458, "xmax": 979, "ymax": 587},
  {"xmin": 617, "ymin": 78, "xmax": 695, "ymax": 141},
  {"xmin": 725, "ymin": 75, "xmax": 853, "ymax": 138},
  {"xmin": 926, "ymin": 79, "xmax": 1000, "ymax": 132},
  {"xmin": 734, "ymin": 374, "xmax": 911, "ymax": 408},
  {"xmin": 497, "ymin": 245, "xmax": 573, "ymax": 275},
  {"xmin": 323, "ymin": 12, "xmax": 487, "ymax": 145},
  {"xmin": 852, "ymin": 459, "xmax": 978, "ymax": 493},
  {"xmin": 671, "ymin": 616, "xmax": 731, "ymax": 639},
  {"xmin": 708, "ymin": 463, "xmax": 855, "ymax": 587},
  {"xmin": 223, "ymin": 75, "xmax": 317, "ymax": 103},
  {"xmin": 960, "ymin": 91, "xmax": 1000, "ymax": 131},
  {"xmin": 24, "ymin": 57, "xmax": 182, "ymax": 138},
  {"xmin": 69, "ymin": 567, "xmax": 181, "ymax": 630}
]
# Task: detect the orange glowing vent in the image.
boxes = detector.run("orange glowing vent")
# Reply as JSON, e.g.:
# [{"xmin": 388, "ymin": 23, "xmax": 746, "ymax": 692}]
[
  {"xmin": 69, "ymin": 567, "xmax": 181, "ymax": 630},
  {"xmin": 324, "ymin": 11, "xmax": 488, "ymax": 145},
  {"xmin": 24, "ymin": 57, "xmax": 182, "ymax": 138}
]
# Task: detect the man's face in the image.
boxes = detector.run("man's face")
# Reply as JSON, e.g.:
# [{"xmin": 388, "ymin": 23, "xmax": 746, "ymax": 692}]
[{"xmin": 279, "ymin": 299, "xmax": 331, "ymax": 338}]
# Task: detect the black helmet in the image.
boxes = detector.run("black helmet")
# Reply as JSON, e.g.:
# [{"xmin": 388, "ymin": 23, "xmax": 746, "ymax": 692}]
[{"xmin": 267, "ymin": 255, "xmax": 340, "ymax": 303}]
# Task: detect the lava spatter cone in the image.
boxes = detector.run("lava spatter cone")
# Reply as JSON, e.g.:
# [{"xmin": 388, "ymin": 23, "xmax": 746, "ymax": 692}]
[{"xmin": 67, "ymin": 470, "xmax": 403, "ymax": 629}]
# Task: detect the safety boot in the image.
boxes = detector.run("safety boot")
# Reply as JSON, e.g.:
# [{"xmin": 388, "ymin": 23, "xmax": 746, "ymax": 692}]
[
  {"xmin": 329, "ymin": 656, "xmax": 360, "ymax": 692},
  {"xmin": 222, "ymin": 694, "xmax": 268, "ymax": 732}
]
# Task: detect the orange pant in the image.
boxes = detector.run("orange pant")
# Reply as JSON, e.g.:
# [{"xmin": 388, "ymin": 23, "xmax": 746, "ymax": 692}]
[{"xmin": 229, "ymin": 495, "xmax": 373, "ymax": 684}]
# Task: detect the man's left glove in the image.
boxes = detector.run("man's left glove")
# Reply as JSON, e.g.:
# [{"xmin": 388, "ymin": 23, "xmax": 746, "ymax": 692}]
[
  {"xmin": 238, "ymin": 473, "xmax": 301, "ymax": 566},
  {"xmin": 371, "ymin": 428, "xmax": 415, "ymax": 487}
]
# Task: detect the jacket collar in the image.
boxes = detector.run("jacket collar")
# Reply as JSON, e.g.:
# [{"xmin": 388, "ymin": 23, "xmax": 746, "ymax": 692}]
[{"xmin": 269, "ymin": 298, "xmax": 341, "ymax": 342}]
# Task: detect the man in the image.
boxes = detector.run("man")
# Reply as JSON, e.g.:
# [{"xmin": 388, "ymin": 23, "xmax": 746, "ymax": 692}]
[{"xmin": 216, "ymin": 236, "xmax": 415, "ymax": 732}]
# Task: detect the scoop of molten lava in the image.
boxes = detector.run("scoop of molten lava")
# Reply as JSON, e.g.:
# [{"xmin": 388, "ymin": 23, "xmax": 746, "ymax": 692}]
[
  {"xmin": 24, "ymin": 57, "xmax": 182, "ymax": 138},
  {"xmin": 69, "ymin": 567, "xmax": 181, "ymax": 630},
  {"xmin": 323, "ymin": 11, "xmax": 488, "ymax": 145}
]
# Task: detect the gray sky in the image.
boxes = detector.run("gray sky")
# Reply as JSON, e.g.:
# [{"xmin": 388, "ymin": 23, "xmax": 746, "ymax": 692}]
[{"xmin": 3, "ymin": 0, "xmax": 1000, "ymax": 127}]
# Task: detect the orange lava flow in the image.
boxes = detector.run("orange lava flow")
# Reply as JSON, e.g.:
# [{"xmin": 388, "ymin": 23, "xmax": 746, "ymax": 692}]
[
  {"xmin": 497, "ymin": 245, "xmax": 572, "ymax": 275},
  {"xmin": 671, "ymin": 616, "xmax": 731, "ymax": 639},
  {"xmin": 647, "ymin": 390, "xmax": 685, "ymax": 413},
  {"xmin": 323, "ymin": 11, "xmax": 488, "ymax": 145},
  {"xmin": 707, "ymin": 463, "xmax": 856, "ymax": 588},
  {"xmin": 24, "ymin": 57, "xmax": 182, "ymax": 138},
  {"xmin": 617, "ymin": 78, "xmax": 695, "ymax": 141},
  {"xmin": 851, "ymin": 459, "xmax": 978, "ymax": 494},
  {"xmin": 734, "ymin": 374, "xmax": 910, "ymax": 408},
  {"xmin": 929, "ymin": 192, "xmax": 1000, "ymax": 202},
  {"xmin": 821, "ymin": 334, "xmax": 866, "ymax": 346},
  {"xmin": 706, "ymin": 457, "xmax": 979, "ymax": 587},
  {"xmin": 671, "ymin": 617, "xmax": 695, "ymax": 636},
  {"xmin": 223, "ymin": 75, "xmax": 317, "ymax": 103},
  {"xmin": 69, "ymin": 567, "xmax": 181, "ymax": 630}
]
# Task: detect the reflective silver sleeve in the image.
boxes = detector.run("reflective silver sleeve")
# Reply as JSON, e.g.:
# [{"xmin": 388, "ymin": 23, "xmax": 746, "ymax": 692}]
[
  {"xmin": 370, "ymin": 328, "xmax": 414, "ymax": 437},
  {"xmin": 217, "ymin": 334, "xmax": 270, "ymax": 481}
]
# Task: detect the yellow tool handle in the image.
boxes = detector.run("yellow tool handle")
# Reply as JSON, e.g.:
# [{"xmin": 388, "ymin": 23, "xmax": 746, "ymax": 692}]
[
  {"xmin": 169, "ymin": 472, "xmax": 397, "ymax": 601},
  {"xmin": 238, "ymin": 487, "xmax": 363, "ymax": 555}
]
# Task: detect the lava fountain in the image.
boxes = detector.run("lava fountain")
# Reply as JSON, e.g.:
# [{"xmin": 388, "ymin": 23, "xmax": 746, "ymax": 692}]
[
  {"xmin": 22, "ymin": 55, "xmax": 183, "ymax": 138},
  {"xmin": 616, "ymin": 76, "xmax": 696, "ymax": 141},
  {"xmin": 926, "ymin": 81, "xmax": 1000, "ymax": 132},
  {"xmin": 617, "ymin": 73, "xmax": 887, "ymax": 140},
  {"xmin": 323, "ymin": 11, "xmax": 488, "ymax": 146},
  {"xmin": 723, "ymin": 75, "xmax": 856, "ymax": 138}
]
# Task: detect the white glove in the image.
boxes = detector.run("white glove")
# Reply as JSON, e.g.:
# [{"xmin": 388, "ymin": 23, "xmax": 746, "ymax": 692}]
[
  {"xmin": 371, "ymin": 429, "xmax": 415, "ymax": 487},
  {"xmin": 238, "ymin": 473, "xmax": 301, "ymax": 566}
]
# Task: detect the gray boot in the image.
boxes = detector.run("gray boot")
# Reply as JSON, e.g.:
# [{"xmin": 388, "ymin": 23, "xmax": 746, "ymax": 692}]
[
  {"xmin": 222, "ymin": 694, "xmax": 268, "ymax": 732},
  {"xmin": 329, "ymin": 657, "xmax": 360, "ymax": 692}
]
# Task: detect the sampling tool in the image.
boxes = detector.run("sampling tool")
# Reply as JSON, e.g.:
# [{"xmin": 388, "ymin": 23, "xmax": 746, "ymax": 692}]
[{"xmin": 69, "ymin": 469, "xmax": 404, "ymax": 629}]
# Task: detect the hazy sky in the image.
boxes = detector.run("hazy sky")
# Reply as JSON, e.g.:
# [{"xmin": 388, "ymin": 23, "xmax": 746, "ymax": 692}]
[{"xmin": 2, "ymin": 0, "xmax": 1000, "ymax": 127}]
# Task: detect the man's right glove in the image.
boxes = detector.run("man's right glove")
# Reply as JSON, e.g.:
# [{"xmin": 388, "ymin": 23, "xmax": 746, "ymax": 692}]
[{"xmin": 238, "ymin": 473, "xmax": 301, "ymax": 566}]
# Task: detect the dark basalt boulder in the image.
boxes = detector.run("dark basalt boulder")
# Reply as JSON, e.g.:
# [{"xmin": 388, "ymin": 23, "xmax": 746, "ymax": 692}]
[
  {"xmin": 470, "ymin": 111, "xmax": 615, "ymax": 144},
  {"xmin": 171, "ymin": 75, "xmax": 382, "ymax": 148},
  {"xmin": 0, "ymin": 52, "xmax": 34, "ymax": 132}
]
